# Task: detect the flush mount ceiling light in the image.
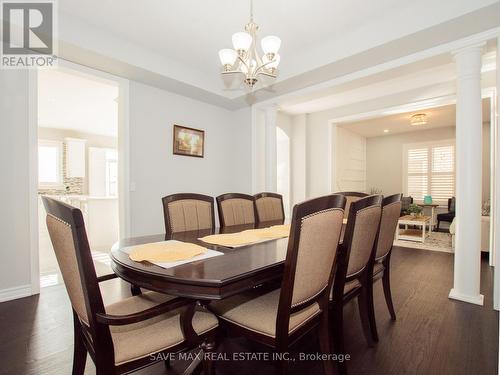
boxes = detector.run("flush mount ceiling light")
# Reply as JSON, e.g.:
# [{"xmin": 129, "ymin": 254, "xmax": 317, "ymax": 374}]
[
  {"xmin": 410, "ymin": 113, "xmax": 428, "ymax": 126},
  {"xmin": 218, "ymin": 0, "xmax": 281, "ymax": 89}
]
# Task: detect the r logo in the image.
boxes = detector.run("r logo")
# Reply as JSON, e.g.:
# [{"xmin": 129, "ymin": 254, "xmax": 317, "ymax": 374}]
[{"xmin": 2, "ymin": 2, "xmax": 53, "ymax": 55}]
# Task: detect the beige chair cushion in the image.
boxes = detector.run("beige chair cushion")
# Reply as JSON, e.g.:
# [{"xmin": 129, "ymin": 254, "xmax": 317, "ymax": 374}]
[
  {"xmin": 106, "ymin": 292, "xmax": 218, "ymax": 365},
  {"xmin": 46, "ymin": 215, "xmax": 89, "ymax": 325},
  {"xmin": 375, "ymin": 201, "xmax": 401, "ymax": 259},
  {"xmin": 329, "ymin": 279, "xmax": 361, "ymax": 300},
  {"xmin": 255, "ymin": 196, "xmax": 284, "ymax": 222},
  {"xmin": 211, "ymin": 289, "xmax": 320, "ymax": 338},
  {"xmin": 167, "ymin": 199, "xmax": 213, "ymax": 232},
  {"xmin": 347, "ymin": 205, "xmax": 381, "ymax": 276},
  {"xmin": 220, "ymin": 198, "xmax": 255, "ymax": 226},
  {"xmin": 291, "ymin": 208, "xmax": 344, "ymax": 306}
]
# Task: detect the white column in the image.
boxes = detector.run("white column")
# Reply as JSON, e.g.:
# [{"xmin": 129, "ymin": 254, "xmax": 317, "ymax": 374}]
[
  {"xmin": 449, "ymin": 43, "xmax": 485, "ymax": 306},
  {"xmin": 264, "ymin": 105, "xmax": 277, "ymax": 192},
  {"xmin": 494, "ymin": 36, "xmax": 500, "ymax": 310}
]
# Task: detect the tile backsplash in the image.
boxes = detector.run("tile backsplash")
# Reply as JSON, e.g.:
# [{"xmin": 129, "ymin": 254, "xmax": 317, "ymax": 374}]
[{"xmin": 38, "ymin": 143, "xmax": 85, "ymax": 195}]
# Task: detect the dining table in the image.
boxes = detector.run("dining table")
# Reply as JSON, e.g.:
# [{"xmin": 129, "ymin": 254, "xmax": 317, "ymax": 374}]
[{"xmin": 110, "ymin": 220, "xmax": 289, "ymax": 301}]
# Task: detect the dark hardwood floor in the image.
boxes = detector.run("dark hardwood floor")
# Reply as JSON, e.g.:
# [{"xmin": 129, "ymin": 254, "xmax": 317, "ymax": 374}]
[{"xmin": 0, "ymin": 246, "xmax": 497, "ymax": 375}]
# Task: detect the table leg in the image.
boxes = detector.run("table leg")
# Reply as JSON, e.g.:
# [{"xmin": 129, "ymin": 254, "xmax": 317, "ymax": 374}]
[{"xmin": 422, "ymin": 223, "xmax": 426, "ymax": 243}]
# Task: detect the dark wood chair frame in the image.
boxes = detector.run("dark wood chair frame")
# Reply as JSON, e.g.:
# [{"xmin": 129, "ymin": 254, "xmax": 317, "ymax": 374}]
[
  {"xmin": 335, "ymin": 191, "xmax": 369, "ymax": 198},
  {"xmin": 253, "ymin": 192, "xmax": 285, "ymax": 223},
  {"xmin": 161, "ymin": 193, "xmax": 216, "ymax": 233},
  {"xmin": 369, "ymin": 193, "xmax": 402, "ymax": 342},
  {"xmin": 42, "ymin": 196, "xmax": 217, "ymax": 375},
  {"xmin": 216, "ymin": 193, "xmax": 257, "ymax": 227},
  {"xmin": 329, "ymin": 195, "xmax": 383, "ymax": 375},
  {"xmin": 215, "ymin": 194, "xmax": 347, "ymax": 375}
]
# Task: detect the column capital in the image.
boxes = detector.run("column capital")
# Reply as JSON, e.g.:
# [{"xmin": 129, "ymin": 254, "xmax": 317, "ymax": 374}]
[{"xmin": 451, "ymin": 41, "xmax": 486, "ymax": 60}]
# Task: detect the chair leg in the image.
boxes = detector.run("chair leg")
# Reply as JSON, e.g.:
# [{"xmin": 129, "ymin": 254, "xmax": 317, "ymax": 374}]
[
  {"xmin": 274, "ymin": 351, "xmax": 289, "ymax": 375},
  {"xmin": 201, "ymin": 339, "xmax": 217, "ymax": 375},
  {"xmin": 366, "ymin": 281, "xmax": 379, "ymax": 342},
  {"xmin": 72, "ymin": 314, "xmax": 87, "ymax": 375},
  {"xmin": 357, "ymin": 285, "xmax": 375, "ymax": 347},
  {"xmin": 318, "ymin": 311, "xmax": 334, "ymax": 375},
  {"xmin": 331, "ymin": 305, "xmax": 347, "ymax": 375},
  {"xmin": 130, "ymin": 284, "xmax": 142, "ymax": 296},
  {"xmin": 436, "ymin": 221, "xmax": 440, "ymax": 231},
  {"xmin": 382, "ymin": 264, "xmax": 396, "ymax": 321}
]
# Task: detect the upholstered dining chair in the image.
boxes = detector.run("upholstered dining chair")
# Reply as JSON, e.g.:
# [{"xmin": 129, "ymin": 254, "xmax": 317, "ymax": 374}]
[
  {"xmin": 216, "ymin": 193, "xmax": 256, "ymax": 227},
  {"xmin": 211, "ymin": 194, "xmax": 347, "ymax": 375},
  {"xmin": 369, "ymin": 193, "xmax": 402, "ymax": 341},
  {"xmin": 329, "ymin": 195, "xmax": 382, "ymax": 375},
  {"xmin": 335, "ymin": 191, "xmax": 369, "ymax": 220},
  {"xmin": 436, "ymin": 197, "xmax": 456, "ymax": 230},
  {"xmin": 400, "ymin": 196, "xmax": 413, "ymax": 216},
  {"xmin": 42, "ymin": 196, "xmax": 218, "ymax": 375},
  {"xmin": 254, "ymin": 192, "xmax": 285, "ymax": 223},
  {"xmin": 162, "ymin": 193, "xmax": 215, "ymax": 233}
]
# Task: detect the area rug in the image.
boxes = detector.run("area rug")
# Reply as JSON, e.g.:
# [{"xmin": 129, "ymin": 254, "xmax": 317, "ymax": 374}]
[{"xmin": 394, "ymin": 231, "xmax": 453, "ymax": 253}]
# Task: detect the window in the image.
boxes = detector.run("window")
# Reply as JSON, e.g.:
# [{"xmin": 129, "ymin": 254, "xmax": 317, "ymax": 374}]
[
  {"xmin": 404, "ymin": 140, "xmax": 455, "ymax": 203},
  {"xmin": 105, "ymin": 149, "xmax": 118, "ymax": 197},
  {"xmin": 38, "ymin": 140, "xmax": 63, "ymax": 187}
]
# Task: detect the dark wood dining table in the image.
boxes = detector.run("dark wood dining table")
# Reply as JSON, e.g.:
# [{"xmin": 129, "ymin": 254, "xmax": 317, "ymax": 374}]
[{"xmin": 110, "ymin": 220, "xmax": 289, "ymax": 301}]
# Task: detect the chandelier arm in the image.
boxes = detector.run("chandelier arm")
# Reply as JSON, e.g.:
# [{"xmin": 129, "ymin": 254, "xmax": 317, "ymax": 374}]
[
  {"xmin": 221, "ymin": 70, "xmax": 246, "ymax": 76},
  {"xmin": 256, "ymin": 71, "xmax": 277, "ymax": 78},
  {"xmin": 253, "ymin": 59, "xmax": 277, "ymax": 75}
]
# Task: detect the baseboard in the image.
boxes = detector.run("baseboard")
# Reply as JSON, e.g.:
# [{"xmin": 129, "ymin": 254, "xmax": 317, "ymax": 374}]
[
  {"xmin": 0, "ymin": 284, "xmax": 33, "ymax": 303},
  {"xmin": 448, "ymin": 289, "xmax": 484, "ymax": 306}
]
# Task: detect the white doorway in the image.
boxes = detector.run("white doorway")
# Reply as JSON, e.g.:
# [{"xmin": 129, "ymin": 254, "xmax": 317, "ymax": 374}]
[{"xmin": 32, "ymin": 61, "xmax": 129, "ymax": 289}]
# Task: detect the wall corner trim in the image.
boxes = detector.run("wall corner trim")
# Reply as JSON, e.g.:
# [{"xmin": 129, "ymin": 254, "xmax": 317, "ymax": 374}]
[{"xmin": 0, "ymin": 285, "xmax": 34, "ymax": 303}]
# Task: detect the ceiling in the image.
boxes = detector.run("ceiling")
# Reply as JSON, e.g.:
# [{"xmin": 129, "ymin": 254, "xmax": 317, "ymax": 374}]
[
  {"xmin": 338, "ymin": 98, "xmax": 491, "ymax": 138},
  {"xmin": 55, "ymin": 0, "xmax": 500, "ymax": 108},
  {"xmin": 38, "ymin": 68, "xmax": 119, "ymax": 137}
]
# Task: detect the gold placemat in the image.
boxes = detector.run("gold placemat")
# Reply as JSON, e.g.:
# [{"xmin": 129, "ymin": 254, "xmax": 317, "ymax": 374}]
[
  {"xmin": 129, "ymin": 241, "xmax": 207, "ymax": 262},
  {"xmin": 200, "ymin": 224, "xmax": 291, "ymax": 247}
]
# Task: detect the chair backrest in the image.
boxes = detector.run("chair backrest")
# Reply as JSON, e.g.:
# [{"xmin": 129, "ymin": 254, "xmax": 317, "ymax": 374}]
[
  {"xmin": 401, "ymin": 196, "xmax": 413, "ymax": 214},
  {"xmin": 336, "ymin": 191, "xmax": 369, "ymax": 220},
  {"xmin": 276, "ymin": 194, "xmax": 346, "ymax": 338},
  {"xmin": 374, "ymin": 194, "xmax": 402, "ymax": 260},
  {"xmin": 41, "ymin": 197, "xmax": 111, "ymax": 346},
  {"xmin": 162, "ymin": 193, "xmax": 215, "ymax": 233},
  {"xmin": 342, "ymin": 195, "xmax": 383, "ymax": 278},
  {"xmin": 449, "ymin": 197, "xmax": 456, "ymax": 212},
  {"xmin": 254, "ymin": 192, "xmax": 284, "ymax": 223},
  {"xmin": 216, "ymin": 193, "xmax": 256, "ymax": 227}
]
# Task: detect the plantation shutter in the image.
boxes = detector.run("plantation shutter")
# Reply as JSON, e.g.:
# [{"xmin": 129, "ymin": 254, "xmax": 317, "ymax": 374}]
[{"xmin": 405, "ymin": 142, "xmax": 455, "ymax": 204}]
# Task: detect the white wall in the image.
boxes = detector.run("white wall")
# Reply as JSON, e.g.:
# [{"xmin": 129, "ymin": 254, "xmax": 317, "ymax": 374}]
[
  {"xmin": 291, "ymin": 114, "xmax": 307, "ymax": 205},
  {"xmin": 335, "ymin": 127, "xmax": 367, "ymax": 192},
  {"xmin": 0, "ymin": 70, "xmax": 34, "ymax": 299},
  {"xmin": 306, "ymin": 111, "xmax": 333, "ymax": 198},
  {"xmin": 277, "ymin": 112, "xmax": 292, "ymax": 216},
  {"xmin": 128, "ymin": 81, "xmax": 252, "ymax": 236}
]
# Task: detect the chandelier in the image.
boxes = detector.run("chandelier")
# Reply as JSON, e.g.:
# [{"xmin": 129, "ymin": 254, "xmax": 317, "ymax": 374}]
[
  {"xmin": 218, "ymin": 0, "xmax": 281, "ymax": 89},
  {"xmin": 410, "ymin": 113, "xmax": 428, "ymax": 126}
]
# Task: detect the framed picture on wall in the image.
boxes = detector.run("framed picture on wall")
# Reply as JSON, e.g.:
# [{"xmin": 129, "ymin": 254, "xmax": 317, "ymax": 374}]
[{"xmin": 172, "ymin": 125, "xmax": 205, "ymax": 158}]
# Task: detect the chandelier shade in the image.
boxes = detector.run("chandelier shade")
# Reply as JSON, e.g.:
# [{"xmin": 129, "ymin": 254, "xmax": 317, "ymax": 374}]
[
  {"xmin": 218, "ymin": 49, "xmax": 238, "ymax": 67},
  {"xmin": 217, "ymin": 0, "xmax": 282, "ymax": 89},
  {"xmin": 232, "ymin": 32, "xmax": 253, "ymax": 52},
  {"xmin": 261, "ymin": 35, "xmax": 281, "ymax": 57}
]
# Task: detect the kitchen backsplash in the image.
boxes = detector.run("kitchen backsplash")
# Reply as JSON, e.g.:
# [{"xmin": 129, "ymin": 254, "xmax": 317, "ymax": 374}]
[{"xmin": 38, "ymin": 143, "xmax": 85, "ymax": 195}]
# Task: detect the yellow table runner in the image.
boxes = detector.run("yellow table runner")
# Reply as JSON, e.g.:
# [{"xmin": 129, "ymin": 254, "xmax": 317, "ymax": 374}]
[
  {"xmin": 129, "ymin": 241, "xmax": 207, "ymax": 262},
  {"xmin": 200, "ymin": 224, "xmax": 291, "ymax": 247}
]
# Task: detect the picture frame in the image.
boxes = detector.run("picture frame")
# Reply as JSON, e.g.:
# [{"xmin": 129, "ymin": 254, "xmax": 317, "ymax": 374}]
[{"xmin": 172, "ymin": 124, "xmax": 205, "ymax": 158}]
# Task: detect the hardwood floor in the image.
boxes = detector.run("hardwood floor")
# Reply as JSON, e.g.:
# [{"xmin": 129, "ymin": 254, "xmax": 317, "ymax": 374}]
[{"xmin": 0, "ymin": 246, "xmax": 497, "ymax": 375}]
